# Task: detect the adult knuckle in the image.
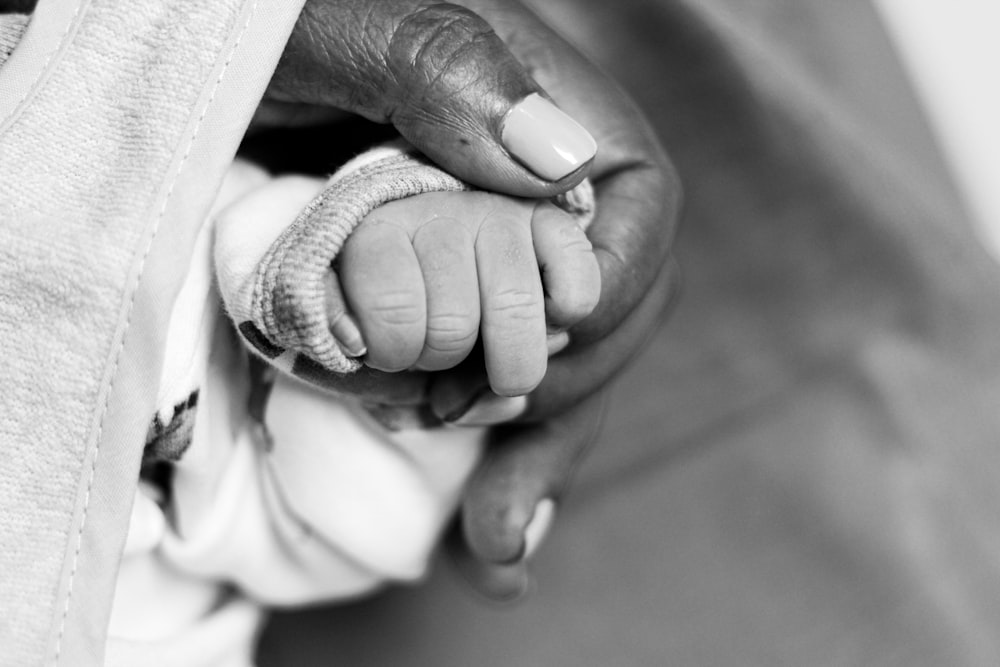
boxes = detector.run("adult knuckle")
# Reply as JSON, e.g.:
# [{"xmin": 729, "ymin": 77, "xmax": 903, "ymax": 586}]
[
  {"xmin": 387, "ymin": 4, "xmax": 497, "ymax": 105},
  {"xmin": 394, "ymin": 4, "xmax": 492, "ymax": 67}
]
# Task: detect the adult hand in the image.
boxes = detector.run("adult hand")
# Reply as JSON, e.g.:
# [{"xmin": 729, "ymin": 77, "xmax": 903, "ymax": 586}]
[{"xmin": 265, "ymin": 0, "xmax": 681, "ymax": 599}]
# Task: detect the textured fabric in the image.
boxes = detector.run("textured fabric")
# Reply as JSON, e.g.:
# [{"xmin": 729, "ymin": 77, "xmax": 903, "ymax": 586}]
[
  {"xmin": 142, "ymin": 159, "xmax": 270, "ymax": 466},
  {"xmin": 0, "ymin": 0, "xmax": 305, "ymax": 664},
  {"xmin": 230, "ymin": 145, "xmax": 465, "ymax": 374},
  {"xmin": 0, "ymin": 13, "xmax": 28, "ymax": 64},
  {"xmin": 102, "ymin": 156, "xmax": 485, "ymax": 665},
  {"xmin": 229, "ymin": 143, "xmax": 595, "ymax": 375},
  {"xmin": 161, "ymin": 343, "xmax": 484, "ymax": 602},
  {"xmin": 109, "ymin": 311, "xmax": 483, "ymax": 663}
]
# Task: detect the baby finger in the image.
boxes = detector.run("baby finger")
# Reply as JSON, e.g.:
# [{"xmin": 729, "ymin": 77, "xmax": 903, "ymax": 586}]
[
  {"xmin": 531, "ymin": 203, "xmax": 601, "ymax": 330},
  {"xmin": 341, "ymin": 220, "xmax": 427, "ymax": 372}
]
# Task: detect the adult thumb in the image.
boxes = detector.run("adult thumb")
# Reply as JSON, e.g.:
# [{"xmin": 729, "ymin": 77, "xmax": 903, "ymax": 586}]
[{"xmin": 267, "ymin": 0, "xmax": 597, "ymax": 197}]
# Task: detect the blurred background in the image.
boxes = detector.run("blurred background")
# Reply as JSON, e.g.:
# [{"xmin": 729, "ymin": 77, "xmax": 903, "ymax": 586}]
[{"xmin": 260, "ymin": 1, "xmax": 1000, "ymax": 664}]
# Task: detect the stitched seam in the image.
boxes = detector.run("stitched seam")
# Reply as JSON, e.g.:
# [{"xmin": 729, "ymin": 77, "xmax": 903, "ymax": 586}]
[
  {"xmin": 0, "ymin": 0, "xmax": 90, "ymax": 132},
  {"xmin": 50, "ymin": 1, "xmax": 260, "ymax": 664}
]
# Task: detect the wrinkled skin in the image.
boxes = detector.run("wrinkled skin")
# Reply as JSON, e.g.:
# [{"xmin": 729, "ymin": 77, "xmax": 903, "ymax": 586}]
[{"xmin": 263, "ymin": 0, "xmax": 681, "ymax": 599}]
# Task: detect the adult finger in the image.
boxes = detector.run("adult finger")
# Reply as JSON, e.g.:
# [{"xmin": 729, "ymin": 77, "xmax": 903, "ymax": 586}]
[
  {"xmin": 446, "ymin": 522, "xmax": 530, "ymax": 603},
  {"xmin": 449, "ymin": 0, "xmax": 682, "ymax": 341},
  {"xmin": 289, "ymin": 355, "xmax": 431, "ymax": 406},
  {"xmin": 268, "ymin": 0, "xmax": 597, "ymax": 196},
  {"xmin": 451, "ymin": 391, "xmax": 607, "ymax": 600},
  {"xmin": 579, "ymin": 161, "xmax": 680, "ymax": 343},
  {"xmin": 528, "ymin": 256, "xmax": 680, "ymax": 418}
]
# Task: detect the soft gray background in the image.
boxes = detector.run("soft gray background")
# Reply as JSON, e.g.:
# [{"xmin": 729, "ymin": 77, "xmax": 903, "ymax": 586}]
[{"xmin": 260, "ymin": 1, "xmax": 1000, "ymax": 664}]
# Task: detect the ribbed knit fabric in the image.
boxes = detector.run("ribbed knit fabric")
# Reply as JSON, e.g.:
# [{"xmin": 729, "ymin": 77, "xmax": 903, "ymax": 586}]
[
  {"xmin": 0, "ymin": 14, "xmax": 28, "ymax": 65},
  {"xmin": 224, "ymin": 143, "xmax": 595, "ymax": 377},
  {"xmin": 255, "ymin": 149, "xmax": 467, "ymax": 373},
  {"xmin": 0, "ymin": 1, "xmax": 306, "ymax": 664}
]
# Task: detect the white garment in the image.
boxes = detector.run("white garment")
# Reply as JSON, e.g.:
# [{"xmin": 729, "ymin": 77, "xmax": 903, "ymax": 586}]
[{"xmin": 105, "ymin": 160, "xmax": 486, "ymax": 665}]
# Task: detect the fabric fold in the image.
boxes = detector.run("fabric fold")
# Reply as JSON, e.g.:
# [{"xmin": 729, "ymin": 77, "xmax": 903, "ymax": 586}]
[{"xmin": 0, "ymin": 1, "xmax": 306, "ymax": 664}]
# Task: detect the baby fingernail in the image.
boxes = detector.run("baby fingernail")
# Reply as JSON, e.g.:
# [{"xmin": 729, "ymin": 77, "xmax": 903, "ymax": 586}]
[
  {"xmin": 448, "ymin": 393, "xmax": 528, "ymax": 426},
  {"xmin": 523, "ymin": 498, "xmax": 556, "ymax": 559},
  {"xmin": 502, "ymin": 93, "xmax": 597, "ymax": 182},
  {"xmin": 546, "ymin": 331, "xmax": 571, "ymax": 356},
  {"xmin": 330, "ymin": 314, "xmax": 367, "ymax": 357}
]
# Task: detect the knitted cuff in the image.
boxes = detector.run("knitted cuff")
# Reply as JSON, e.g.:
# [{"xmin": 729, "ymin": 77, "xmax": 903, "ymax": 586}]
[
  {"xmin": 0, "ymin": 14, "xmax": 29, "ymax": 66},
  {"xmin": 232, "ymin": 143, "xmax": 595, "ymax": 377}
]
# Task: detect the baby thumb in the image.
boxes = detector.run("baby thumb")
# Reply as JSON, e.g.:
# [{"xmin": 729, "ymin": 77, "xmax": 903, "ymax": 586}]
[{"xmin": 269, "ymin": 0, "xmax": 596, "ymax": 196}]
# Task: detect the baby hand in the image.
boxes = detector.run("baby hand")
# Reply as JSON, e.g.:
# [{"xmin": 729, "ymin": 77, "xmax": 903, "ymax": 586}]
[{"xmin": 337, "ymin": 191, "xmax": 600, "ymax": 397}]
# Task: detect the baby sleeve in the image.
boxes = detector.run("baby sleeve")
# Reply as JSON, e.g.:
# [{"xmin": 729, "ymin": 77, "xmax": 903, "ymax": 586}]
[{"xmin": 214, "ymin": 141, "xmax": 596, "ymax": 382}]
